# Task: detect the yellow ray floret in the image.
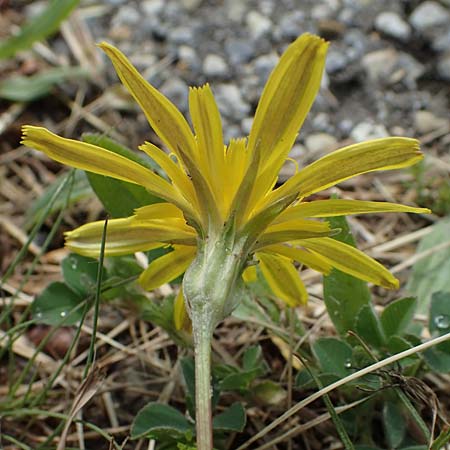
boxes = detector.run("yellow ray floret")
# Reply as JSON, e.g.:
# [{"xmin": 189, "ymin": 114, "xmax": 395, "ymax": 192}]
[
  {"xmin": 275, "ymin": 199, "xmax": 430, "ymax": 222},
  {"xmin": 261, "ymin": 137, "xmax": 422, "ymax": 212},
  {"xmin": 98, "ymin": 42, "xmax": 198, "ymax": 166},
  {"xmin": 65, "ymin": 216, "xmax": 196, "ymax": 257},
  {"xmin": 296, "ymin": 238, "xmax": 399, "ymax": 289},
  {"xmin": 257, "ymin": 252, "xmax": 308, "ymax": 306},
  {"xmin": 139, "ymin": 245, "xmax": 197, "ymax": 290}
]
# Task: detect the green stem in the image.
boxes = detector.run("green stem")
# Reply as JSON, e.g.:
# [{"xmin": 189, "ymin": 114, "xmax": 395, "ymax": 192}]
[{"xmin": 193, "ymin": 318, "xmax": 214, "ymax": 450}]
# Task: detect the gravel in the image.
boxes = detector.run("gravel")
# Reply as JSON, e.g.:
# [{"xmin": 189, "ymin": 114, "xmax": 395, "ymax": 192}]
[
  {"xmin": 409, "ymin": 1, "xmax": 450, "ymax": 31},
  {"xmin": 91, "ymin": 0, "xmax": 449, "ymax": 150},
  {"xmin": 375, "ymin": 11, "xmax": 412, "ymax": 42}
]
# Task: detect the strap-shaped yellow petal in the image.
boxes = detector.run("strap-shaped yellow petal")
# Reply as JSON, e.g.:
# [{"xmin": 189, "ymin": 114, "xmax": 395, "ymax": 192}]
[
  {"xmin": 242, "ymin": 265, "xmax": 258, "ymax": 283},
  {"xmin": 98, "ymin": 42, "xmax": 197, "ymax": 163},
  {"xmin": 256, "ymin": 219, "xmax": 332, "ymax": 248},
  {"xmin": 139, "ymin": 245, "xmax": 196, "ymax": 290},
  {"xmin": 296, "ymin": 237, "xmax": 399, "ymax": 289},
  {"xmin": 275, "ymin": 200, "xmax": 430, "ymax": 223},
  {"xmin": 174, "ymin": 288, "xmax": 191, "ymax": 331},
  {"xmin": 134, "ymin": 202, "xmax": 185, "ymax": 221},
  {"xmin": 257, "ymin": 252, "xmax": 308, "ymax": 306},
  {"xmin": 259, "ymin": 244, "xmax": 332, "ymax": 274},
  {"xmin": 223, "ymin": 138, "xmax": 249, "ymax": 214},
  {"xmin": 140, "ymin": 142, "xmax": 199, "ymax": 213},
  {"xmin": 189, "ymin": 85, "xmax": 225, "ymax": 214},
  {"xmin": 21, "ymin": 126, "xmax": 188, "ymax": 209},
  {"xmin": 266, "ymin": 137, "xmax": 422, "ymax": 207},
  {"xmin": 247, "ymin": 34, "xmax": 327, "ymax": 171},
  {"xmin": 244, "ymin": 34, "xmax": 327, "ymax": 220},
  {"xmin": 65, "ymin": 217, "xmax": 196, "ymax": 257}
]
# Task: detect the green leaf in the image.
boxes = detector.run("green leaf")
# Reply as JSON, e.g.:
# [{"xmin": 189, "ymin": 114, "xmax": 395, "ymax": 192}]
[
  {"xmin": 423, "ymin": 346, "xmax": 450, "ymax": 373},
  {"xmin": 381, "ymin": 297, "xmax": 417, "ymax": 338},
  {"xmin": 242, "ymin": 345, "xmax": 263, "ymax": 371},
  {"xmin": 32, "ymin": 282, "xmax": 84, "ymax": 325},
  {"xmin": 312, "ymin": 337, "xmax": 353, "ymax": 378},
  {"xmin": 398, "ymin": 447, "xmax": 427, "ymax": 450},
  {"xmin": 212, "ymin": 403, "xmax": 246, "ymax": 432},
  {"xmin": 62, "ymin": 253, "xmax": 106, "ymax": 297},
  {"xmin": 81, "ymin": 134, "xmax": 161, "ymax": 218},
  {"xmin": 219, "ymin": 369, "xmax": 261, "ymax": 391},
  {"xmin": 252, "ymin": 380, "xmax": 287, "ymax": 405},
  {"xmin": 25, "ymin": 170, "xmax": 92, "ymax": 229},
  {"xmin": 181, "ymin": 357, "xmax": 196, "ymax": 400},
  {"xmin": 242, "ymin": 345, "xmax": 268, "ymax": 376},
  {"xmin": 429, "ymin": 291, "xmax": 450, "ymax": 336},
  {"xmin": 406, "ymin": 217, "xmax": 450, "ymax": 314},
  {"xmin": 0, "ymin": 67, "xmax": 87, "ymax": 102},
  {"xmin": 386, "ymin": 335, "xmax": 420, "ymax": 367},
  {"xmin": 323, "ymin": 214, "xmax": 372, "ymax": 335},
  {"xmin": 0, "ymin": 0, "xmax": 80, "ymax": 59},
  {"xmin": 355, "ymin": 304, "xmax": 386, "ymax": 348},
  {"xmin": 131, "ymin": 403, "xmax": 192, "ymax": 440},
  {"xmin": 383, "ymin": 401, "xmax": 406, "ymax": 449}
]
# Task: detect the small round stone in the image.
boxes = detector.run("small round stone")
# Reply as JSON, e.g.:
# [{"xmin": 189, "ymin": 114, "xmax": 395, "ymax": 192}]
[
  {"xmin": 375, "ymin": 11, "xmax": 412, "ymax": 42},
  {"xmin": 203, "ymin": 54, "xmax": 229, "ymax": 78}
]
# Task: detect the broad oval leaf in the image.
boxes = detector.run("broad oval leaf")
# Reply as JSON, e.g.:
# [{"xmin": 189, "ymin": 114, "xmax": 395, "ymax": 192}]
[
  {"xmin": 32, "ymin": 282, "xmax": 84, "ymax": 325},
  {"xmin": 131, "ymin": 402, "xmax": 192, "ymax": 440},
  {"xmin": 212, "ymin": 402, "xmax": 246, "ymax": 432},
  {"xmin": 381, "ymin": 297, "xmax": 417, "ymax": 338}
]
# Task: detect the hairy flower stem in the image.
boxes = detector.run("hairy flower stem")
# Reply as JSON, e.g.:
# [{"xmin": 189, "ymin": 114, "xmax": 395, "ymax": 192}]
[
  {"xmin": 192, "ymin": 318, "xmax": 214, "ymax": 450},
  {"xmin": 184, "ymin": 224, "xmax": 248, "ymax": 450}
]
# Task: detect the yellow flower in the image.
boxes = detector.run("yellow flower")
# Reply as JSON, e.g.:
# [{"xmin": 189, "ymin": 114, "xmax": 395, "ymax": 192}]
[{"xmin": 22, "ymin": 34, "xmax": 428, "ymax": 324}]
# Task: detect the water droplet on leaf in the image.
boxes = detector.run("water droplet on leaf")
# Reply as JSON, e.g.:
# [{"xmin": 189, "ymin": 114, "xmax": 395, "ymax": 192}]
[
  {"xmin": 344, "ymin": 358, "xmax": 352, "ymax": 369},
  {"xmin": 60, "ymin": 311, "xmax": 67, "ymax": 318},
  {"xmin": 434, "ymin": 314, "xmax": 450, "ymax": 330}
]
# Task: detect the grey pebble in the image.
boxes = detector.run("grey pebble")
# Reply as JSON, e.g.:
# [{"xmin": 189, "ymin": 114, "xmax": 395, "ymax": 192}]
[
  {"xmin": 180, "ymin": 0, "xmax": 203, "ymax": 11},
  {"xmin": 305, "ymin": 133, "xmax": 337, "ymax": 154},
  {"xmin": 246, "ymin": 11, "xmax": 272, "ymax": 39},
  {"xmin": 203, "ymin": 54, "xmax": 229, "ymax": 78},
  {"xmin": 414, "ymin": 110, "xmax": 448, "ymax": 134},
  {"xmin": 253, "ymin": 53, "xmax": 279, "ymax": 81},
  {"xmin": 433, "ymin": 30, "xmax": 450, "ymax": 52},
  {"xmin": 325, "ymin": 48, "xmax": 348, "ymax": 74},
  {"xmin": 214, "ymin": 84, "xmax": 250, "ymax": 120},
  {"xmin": 178, "ymin": 46, "xmax": 201, "ymax": 72},
  {"xmin": 362, "ymin": 48, "xmax": 424, "ymax": 87},
  {"xmin": 160, "ymin": 78, "xmax": 189, "ymax": 112},
  {"xmin": 225, "ymin": 39, "xmax": 256, "ymax": 66},
  {"xmin": 104, "ymin": 0, "xmax": 127, "ymax": 6},
  {"xmin": 409, "ymin": 1, "xmax": 450, "ymax": 32},
  {"xmin": 112, "ymin": 5, "xmax": 141, "ymax": 26},
  {"xmin": 169, "ymin": 27, "xmax": 195, "ymax": 45},
  {"xmin": 437, "ymin": 52, "xmax": 450, "ymax": 80},
  {"xmin": 276, "ymin": 11, "xmax": 305, "ymax": 40},
  {"xmin": 241, "ymin": 117, "xmax": 253, "ymax": 135},
  {"xmin": 350, "ymin": 122, "xmax": 388, "ymax": 142},
  {"xmin": 141, "ymin": 0, "xmax": 165, "ymax": 16},
  {"xmin": 375, "ymin": 11, "xmax": 411, "ymax": 42}
]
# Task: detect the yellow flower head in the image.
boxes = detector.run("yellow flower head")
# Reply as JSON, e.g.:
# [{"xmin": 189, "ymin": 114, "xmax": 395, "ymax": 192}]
[{"xmin": 22, "ymin": 34, "xmax": 428, "ymax": 322}]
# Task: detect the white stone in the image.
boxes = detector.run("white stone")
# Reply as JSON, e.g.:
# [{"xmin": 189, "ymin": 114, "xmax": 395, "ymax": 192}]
[
  {"xmin": 305, "ymin": 133, "xmax": 338, "ymax": 154},
  {"xmin": 203, "ymin": 54, "xmax": 228, "ymax": 78},
  {"xmin": 414, "ymin": 110, "xmax": 449, "ymax": 134},
  {"xmin": 350, "ymin": 122, "xmax": 388, "ymax": 142},
  {"xmin": 141, "ymin": 0, "xmax": 164, "ymax": 16},
  {"xmin": 437, "ymin": 52, "xmax": 450, "ymax": 80},
  {"xmin": 180, "ymin": 0, "xmax": 203, "ymax": 11},
  {"xmin": 246, "ymin": 11, "xmax": 272, "ymax": 39},
  {"xmin": 375, "ymin": 11, "xmax": 412, "ymax": 41},
  {"xmin": 409, "ymin": 1, "xmax": 450, "ymax": 31}
]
